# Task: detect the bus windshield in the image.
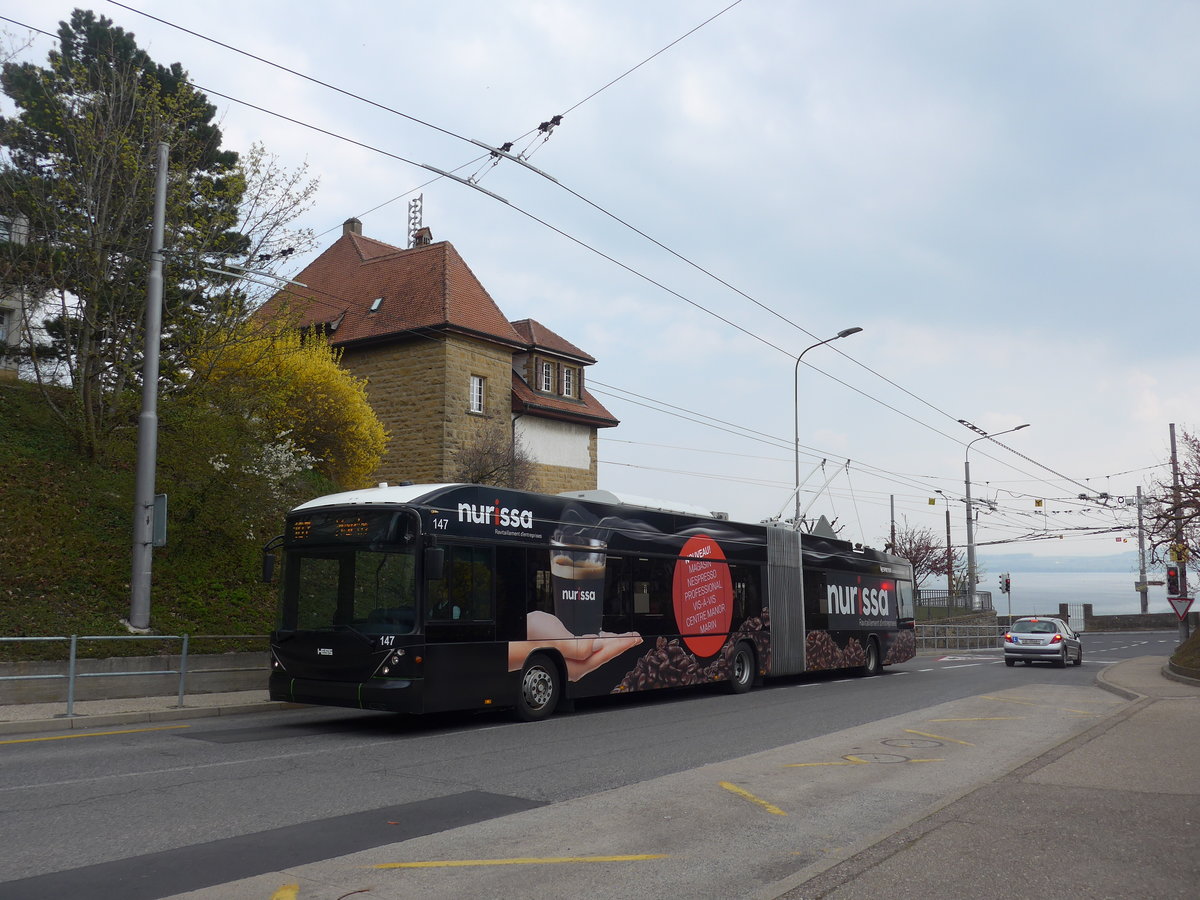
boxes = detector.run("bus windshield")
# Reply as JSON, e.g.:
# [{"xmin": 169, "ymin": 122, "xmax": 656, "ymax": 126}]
[{"xmin": 283, "ymin": 547, "xmax": 418, "ymax": 635}]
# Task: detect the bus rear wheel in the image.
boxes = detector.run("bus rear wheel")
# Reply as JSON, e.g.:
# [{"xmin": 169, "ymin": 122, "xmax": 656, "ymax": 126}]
[
  {"xmin": 516, "ymin": 653, "xmax": 560, "ymax": 722},
  {"xmin": 857, "ymin": 637, "xmax": 882, "ymax": 677},
  {"xmin": 727, "ymin": 642, "xmax": 755, "ymax": 694}
]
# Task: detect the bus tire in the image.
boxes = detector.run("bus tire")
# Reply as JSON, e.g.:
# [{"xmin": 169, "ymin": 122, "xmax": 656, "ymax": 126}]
[
  {"xmin": 516, "ymin": 653, "xmax": 560, "ymax": 722},
  {"xmin": 727, "ymin": 642, "xmax": 755, "ymax": 694},
  {"xmin": 858, "ymin": 637, "xmax": 882, "ymax": 677}
]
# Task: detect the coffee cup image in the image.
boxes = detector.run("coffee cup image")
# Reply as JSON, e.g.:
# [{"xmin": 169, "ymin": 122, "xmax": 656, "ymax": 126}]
[{"xmin": 550, "ymin": 531, "xmax": 606, "ymax": 635}]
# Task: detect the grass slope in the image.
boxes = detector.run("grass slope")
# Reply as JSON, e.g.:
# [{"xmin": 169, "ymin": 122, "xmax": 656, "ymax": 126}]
[{"xmin": 1, "ymin": 380, "xmax": 280, "ymax": 657}]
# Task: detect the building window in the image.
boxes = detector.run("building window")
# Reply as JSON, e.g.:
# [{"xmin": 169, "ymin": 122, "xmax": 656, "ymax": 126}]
[
  {"xmin": 539, "ymin": 360, "xmax": 554, "ymax": 393},
  {"xmin": 469, "ymin": 375, "xmax": 485, "ymax": 413},
  {"xmin": 0, "ymin": 308, "xmax": 10, "ymax": 345},
  {"xmin": 561, "ymin": 365, "xmax": 576, "ymax": 398}
]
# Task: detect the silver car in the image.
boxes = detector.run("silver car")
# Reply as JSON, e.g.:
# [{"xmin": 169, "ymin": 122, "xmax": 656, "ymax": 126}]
[{"xmin": 1003, "ymin": 617, "xmax": 1082, "ymax": 668}]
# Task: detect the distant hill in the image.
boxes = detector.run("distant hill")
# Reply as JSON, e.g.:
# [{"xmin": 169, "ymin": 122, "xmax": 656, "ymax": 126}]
[{"xmin": 978, "ymin": 551, "xmax": 1145, "ymax": 574}]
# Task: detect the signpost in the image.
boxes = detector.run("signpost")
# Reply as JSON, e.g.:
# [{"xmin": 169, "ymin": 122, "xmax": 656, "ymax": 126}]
[{"xmin": 1167, "ymin": 596, "xmax": 1194, "ymax": 621}]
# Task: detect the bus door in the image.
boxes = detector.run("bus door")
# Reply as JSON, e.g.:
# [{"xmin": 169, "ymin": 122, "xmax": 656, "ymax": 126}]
[{"xmin": 422, "ymin": 543, "xmax": 506, "ymax": 710}]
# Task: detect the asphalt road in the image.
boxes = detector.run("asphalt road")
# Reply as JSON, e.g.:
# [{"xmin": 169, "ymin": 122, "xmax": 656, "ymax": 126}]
[{"xmin": 0, "ymin": 630, "xmax": 1175, "ymax": 898}]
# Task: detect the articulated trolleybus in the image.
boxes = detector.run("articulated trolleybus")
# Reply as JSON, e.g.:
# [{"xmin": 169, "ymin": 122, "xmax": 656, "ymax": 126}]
[{"xmin": 267, "ymin": 483, "xmax": 916, "ymax": 720}]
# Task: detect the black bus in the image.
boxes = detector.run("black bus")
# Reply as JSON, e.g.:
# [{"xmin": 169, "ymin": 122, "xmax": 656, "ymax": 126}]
[{"xmin": 267, "ymin": 483, "xmax": 916, "ymax": 720}]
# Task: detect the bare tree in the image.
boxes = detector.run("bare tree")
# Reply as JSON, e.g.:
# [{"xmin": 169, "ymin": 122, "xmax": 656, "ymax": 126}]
[
  {"xmin": 888, "ymin": 518, "xmax": 965, "ymax": 589},
  {"xmin": 450, "ymin": 418, "xmax": 535, "ymax": 490},
  {"xmin": 1145, "ymin": 428, "xmax": 1200, "ymax": 566}
]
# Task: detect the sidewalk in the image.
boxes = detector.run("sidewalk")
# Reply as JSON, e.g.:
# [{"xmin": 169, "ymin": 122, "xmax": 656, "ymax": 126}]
[
  {"xmin": 771, "ymin": 656, "xmax": 1200, "ymax": 899},
  {"xmin": 0, "ymin": 689, "xmax": 294, "ymax": 735}
]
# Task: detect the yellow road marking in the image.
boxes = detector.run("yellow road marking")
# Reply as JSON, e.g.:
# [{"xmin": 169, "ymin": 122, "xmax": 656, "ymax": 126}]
[
  {"xmin": 375, "ymin": 854, "xmax": 667, "ymax": 869},
  {"xmin": 720, "ymin": 781, "xmax": 788, "ymax": 816},
  {"xmin": 904, "ymin": 729, "xmax": 974, "ymax": 746},
  {"xmin": 982, "ymin": 696, "xmax": 1097, "ymax": 715},
  {"xmin": 270, "ymin": 885, "xmax": 299, "ymax": 900},
  {"xmin": 930, "ymin": 717, "xmax": 1024, "ymax": 722},
  {"xmin": 786, "ymin": 756, "xmax": 943, "ymax": 767},
  {"xmin": 0, "ymin": 724, "xmax": 189, "ymax": 745},
  {"xmin": 784, "ymin": 760, "xmax": 865, "ymax": 767}
]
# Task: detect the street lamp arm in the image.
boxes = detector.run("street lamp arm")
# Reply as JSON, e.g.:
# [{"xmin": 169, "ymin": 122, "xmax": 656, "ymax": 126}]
[{"xmin": 793, "ymin": 326, "xmax": 863, "ymax": 527}]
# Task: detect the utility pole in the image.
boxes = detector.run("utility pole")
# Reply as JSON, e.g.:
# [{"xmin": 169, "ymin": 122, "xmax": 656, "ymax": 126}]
[
  {"xmin": 126, "ymin": 142, "xmax": 168, "ymax": 633},
  {"xmin": 945, "ymin": 508, "xmax": 953, "ymax": 598},
  {"xmin": 1136, "ymin": 486, "xmax": 1148, "ymax": 615},
  {"xmin": 1169, "ymin": 424, "xmax": 1191, "ymax": 643}
]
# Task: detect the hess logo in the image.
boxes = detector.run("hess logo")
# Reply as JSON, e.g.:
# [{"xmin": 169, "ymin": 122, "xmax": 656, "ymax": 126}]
[
  {"xmin": 457, "ymin": 500, "xmax": 534, "ymax": 529},
  {"xmin": 316, "ymin": 648, "xmax": 333, "ymax": 656}
]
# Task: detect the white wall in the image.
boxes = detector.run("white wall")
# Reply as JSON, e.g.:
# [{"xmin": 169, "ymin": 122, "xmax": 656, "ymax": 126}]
[{"xmin": 515, "ymin": 416, "xmax": 591, "ymax": 469}]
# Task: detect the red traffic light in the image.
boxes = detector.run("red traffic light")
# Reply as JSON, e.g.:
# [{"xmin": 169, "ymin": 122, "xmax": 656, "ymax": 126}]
[{"xmin": 1166, "ymin": 565, "xmax": 1181, "ymax": 597}]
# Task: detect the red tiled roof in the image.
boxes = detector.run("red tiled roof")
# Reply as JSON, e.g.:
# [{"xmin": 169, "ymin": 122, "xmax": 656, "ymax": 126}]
[
  {"xmin": 259, "ymin": 233, "xmax": 525, "ymax": 349},
  {"xmin": 510, "ymin": 318, "xmax": 596, "ymax": 364},
  {"xmin": 511, "ymin": 372, "xmax": 618, "ymax": 428}
]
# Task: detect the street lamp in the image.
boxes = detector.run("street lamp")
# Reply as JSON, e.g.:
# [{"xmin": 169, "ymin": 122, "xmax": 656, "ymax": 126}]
[
  {"xmin": 959, "ymin": 419, "xmax": 1029, "ymax": 610},
  {"xmin": 794, "ymin": 327, "xmax": 863, "ymax": 525}
]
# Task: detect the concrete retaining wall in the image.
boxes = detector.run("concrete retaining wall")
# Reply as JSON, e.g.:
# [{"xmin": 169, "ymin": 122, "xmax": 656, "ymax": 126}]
[{"xmin": 0, "ymin": 652, "xmax": 269, "ymax": 704}]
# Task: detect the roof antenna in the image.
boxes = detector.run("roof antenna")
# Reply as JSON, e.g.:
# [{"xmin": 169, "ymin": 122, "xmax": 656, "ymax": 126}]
[{"xmin": 407, "ymin": 194, "xmax": 424, "ymax": 248}]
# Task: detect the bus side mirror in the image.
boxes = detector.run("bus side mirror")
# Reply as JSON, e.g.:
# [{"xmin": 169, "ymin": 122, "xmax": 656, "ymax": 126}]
[
  {"xmin": 424, "ymin": 547, "xmax": 445, "ymax": 581},
  {"xmin": 261, "ymin": 535, "xmax": 283, "ymax": 583}
]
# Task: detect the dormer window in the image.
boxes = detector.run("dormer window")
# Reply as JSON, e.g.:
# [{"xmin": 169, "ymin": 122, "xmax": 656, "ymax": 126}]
[
  {"xmin": 369, "ymin": 297, "xmax": 383, "ymax": 313},
  {"xmin": 539, "ymin": 360, "xmax": 554, "ymax": 393},
  {"xmin": 561, "ymin": 365, "xmax": 576, "ymax": 399}
]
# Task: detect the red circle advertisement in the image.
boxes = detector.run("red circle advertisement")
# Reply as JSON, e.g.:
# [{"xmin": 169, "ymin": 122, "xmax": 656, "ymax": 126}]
[{"xmin": 672, "ymin": 535, "xmax": 733, "ymax": 657}]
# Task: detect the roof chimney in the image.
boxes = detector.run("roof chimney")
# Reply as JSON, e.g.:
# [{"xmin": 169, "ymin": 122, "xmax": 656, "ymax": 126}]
[
  {"xmin": 412, "ymin": 226, "xmax": 432, "ymax": 246},
  {"xmin": 343, "ymin": 217, "xmax": 362, "ymax": 236}
]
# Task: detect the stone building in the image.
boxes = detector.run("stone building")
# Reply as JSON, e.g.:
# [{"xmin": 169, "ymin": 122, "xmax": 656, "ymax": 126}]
[{"xmin": 259, "ymin": 219, "xmax": 618, "ymax": 492}]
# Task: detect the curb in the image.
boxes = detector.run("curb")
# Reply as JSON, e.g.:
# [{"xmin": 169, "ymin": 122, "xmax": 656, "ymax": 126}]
[
  {"xmin": 0, "ymin": 701, "xmax": 305, "ymax": 737},
  {"xmin": 1164, "ymin": 660, "xmax": 1200, "ymax": 687}
]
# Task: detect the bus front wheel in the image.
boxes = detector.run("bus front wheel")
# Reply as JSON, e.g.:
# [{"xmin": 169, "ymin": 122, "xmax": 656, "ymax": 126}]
[
  {"xmin": 516, "ymin": 653, "xmax": 560, "ymax": 722},
  {"xmin": 727, "ymin": 642, "xmax": 755, "ymax": 694}
]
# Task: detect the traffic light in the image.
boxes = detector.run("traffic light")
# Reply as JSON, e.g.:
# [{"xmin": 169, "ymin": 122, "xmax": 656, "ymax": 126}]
[
  {"xmin": 1166, "ymin": 565, "xmax": 1180, "ymax": 597},
  {"xmin": 998, "ymin": 573, "xmax": 1006, "ymax": 593},
  {"xmin": 1004, "ymin": 574, "xmax": 1011, "ymax": 594}
]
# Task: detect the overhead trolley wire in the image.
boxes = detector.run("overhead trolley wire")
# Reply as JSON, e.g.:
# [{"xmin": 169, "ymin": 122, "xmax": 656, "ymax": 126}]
[{"xmin": 9, "ymin": 7, "xmax": 1148, "ymax": 511}]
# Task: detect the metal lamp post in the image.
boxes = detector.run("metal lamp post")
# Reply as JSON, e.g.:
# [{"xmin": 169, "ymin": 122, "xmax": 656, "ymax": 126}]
[
  {"xmin": 959, "ymin": 419, "xmax": 1029, "ymax": 609},
  {"xmin": 794, "ymin": 327, "xmax": 862, "ymax": 525}
]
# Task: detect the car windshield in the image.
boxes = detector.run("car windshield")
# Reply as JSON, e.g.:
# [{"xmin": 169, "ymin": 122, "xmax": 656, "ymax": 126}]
[{"xmin": 1012, "ymin": 620, "xmax": 1059, "ymax": 634}]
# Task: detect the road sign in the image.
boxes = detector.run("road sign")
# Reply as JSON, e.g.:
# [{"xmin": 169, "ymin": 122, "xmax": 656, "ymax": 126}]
[{"xmin": 1166, "ymin": 596, "xmax": 1194, "ymax": 621}]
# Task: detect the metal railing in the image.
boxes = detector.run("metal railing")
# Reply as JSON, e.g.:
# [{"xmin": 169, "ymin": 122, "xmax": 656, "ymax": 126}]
[
  {"xmin": 915, "ymin": 623, "xmax": 1004, "ymax": 651},
  {"xmin": 915, "ymin": 589, "xmax": 995, "ymax": 614},
  {"xmin": 0, "ymin": 634, "xmax": 267, "ymax": 717}
]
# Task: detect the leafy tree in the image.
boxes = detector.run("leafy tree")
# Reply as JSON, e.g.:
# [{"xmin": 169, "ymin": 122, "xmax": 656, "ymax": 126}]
[
  {"xmin": 192, "ymin": 324, "xmax": 388, "ymax": 489},
  {"xmin": 0, "ymin": 11, "xmax": 314, "ymax": 457},
  {"xmin": 451, "ymin": 417, "xmax": 535, "ymax": 490}
]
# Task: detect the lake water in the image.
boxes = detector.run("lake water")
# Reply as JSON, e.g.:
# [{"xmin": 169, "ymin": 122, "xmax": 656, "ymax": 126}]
[{"xmin": 990, "ymin": 571, "xmax": 1171, "ymax": 618}]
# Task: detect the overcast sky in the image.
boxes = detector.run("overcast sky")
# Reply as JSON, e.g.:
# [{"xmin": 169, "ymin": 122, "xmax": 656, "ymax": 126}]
[{"xmin": 4, "ymin": 0, "xmax": 1197, "ymax": 560}]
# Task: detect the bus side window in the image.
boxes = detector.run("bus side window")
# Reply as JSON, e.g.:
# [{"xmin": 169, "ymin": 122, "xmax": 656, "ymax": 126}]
[
  {"xmin": 528, "ymin": 554, "xmax": 553, "ymax": 615},
  {"xmin": 632, "ymin": 557, "xmax": 674, "ymax": 636},
  {"xmin": 428, "ymin": 546, "xmax": 494, "ymax": 621},
  {"xmin": 602, "ymin": 554, "xmax": 631, "ymax": 634},
  {"xmin": 496, "ymin": 546, "xmax": 528, "ymax": 641},
  {"xmin": 804, "ymin": 570, "xmax": 828, "ymax": 630},
  {"xmin": 730, "ymin": 564, "xmax": 763, "ymax": 622}
]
